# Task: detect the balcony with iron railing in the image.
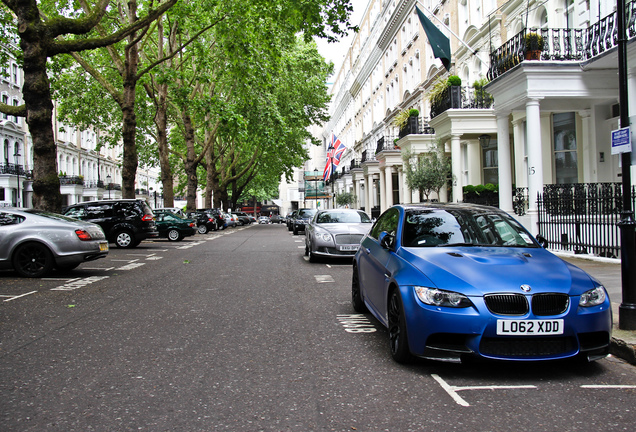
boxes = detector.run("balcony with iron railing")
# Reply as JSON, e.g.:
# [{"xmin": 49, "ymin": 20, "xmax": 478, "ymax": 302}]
[
  {"xmin": 0, "ymin": 163, "xmax": 32, "ymax": 177},
  {"xmin": 429, "ymin": 86, "xmax": 494, "ymax": 119},
  {"xmin": 487, "ymin": 1, "xmax": 636, "ymax": 80}
]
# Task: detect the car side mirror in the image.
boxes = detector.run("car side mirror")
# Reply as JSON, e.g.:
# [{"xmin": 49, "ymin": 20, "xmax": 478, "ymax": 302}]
[
  {"xmin": 379, "ymin": 231, "xmax": 395, "ymax": 250},
  {"xmin": 535, "ymin": 234, "xmax": 548, "ymax": 248}
]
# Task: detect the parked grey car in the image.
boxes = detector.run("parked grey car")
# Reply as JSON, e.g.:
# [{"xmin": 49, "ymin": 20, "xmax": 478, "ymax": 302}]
[
  {"xmin": 304, "ymin": 209, "xmax": 373, "ymax": 262},
  {"xmin": 0, "ymin": 208, "xmax": 109, "ymax": 277}
]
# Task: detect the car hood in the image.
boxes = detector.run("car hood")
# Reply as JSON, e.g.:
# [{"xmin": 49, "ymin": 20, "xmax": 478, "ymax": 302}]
[
  {"xmin": 317, "ymin": 223, "xmax": 372, "ymax": 235},
  {"xmin": 398, "ymin": 246, "xmax": 597, "ymax": 296}
]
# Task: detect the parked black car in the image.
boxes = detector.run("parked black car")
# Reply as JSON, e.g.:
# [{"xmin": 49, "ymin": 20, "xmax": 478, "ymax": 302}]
[
  {"xmin": 286, "ymin": 210, "xmax": 298, "ymax": 231},
  {"xmin": 63, "ymin": 199, "xmax": 158, "ymax": 248},
  {"xmin": 290, "ymin": 208, "xmax": 317, "ymax": 235},
  {"xmin": 186, "ymin": 209, "xmax": 225, "ymax": 234}
]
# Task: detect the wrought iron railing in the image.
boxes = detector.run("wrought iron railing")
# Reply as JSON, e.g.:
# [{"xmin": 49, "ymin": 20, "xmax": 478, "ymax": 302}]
[
  {"xmin": 361, "ymin": 149, "xmax": 376, "ymax": 163},
  {"xmin": 1, "ymin": 163, "xmax": 30, "ymax": 177},
  {"xmin": 537, "ymin": 183, "xmax": 636, "ymax": 258},
  {"xmin": 398, "ymin": 116, "xmax": 435, "ymax": 139},
  {"xmin": 59, "ymin": 175, "xmax": 84, "ymax": 185},
  {"xmin": 488, "ymin": 0, "xmax": 636, "ymax": 80},
  {"xmin": 430, "ymin": 86, "xmax": 494, "ymax": 118}
]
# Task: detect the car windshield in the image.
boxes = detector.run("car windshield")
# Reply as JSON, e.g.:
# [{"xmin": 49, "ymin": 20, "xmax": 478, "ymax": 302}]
[
  {"xmin": 299, "ymin": 209, "xmax": 317, "ymax": 218},
  {"xmin": 402, "ymin": 208, "xmax": 538, "ymax": 248},
  {"xmin": 316, "ymin": 211, "xmax": 371, "ymax": 224}
]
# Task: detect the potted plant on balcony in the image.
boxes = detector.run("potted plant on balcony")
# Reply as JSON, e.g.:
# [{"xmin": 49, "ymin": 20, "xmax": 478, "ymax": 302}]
[{"xmin": 524, "ymin": 32, "xmax": 544, "ymax": 60}]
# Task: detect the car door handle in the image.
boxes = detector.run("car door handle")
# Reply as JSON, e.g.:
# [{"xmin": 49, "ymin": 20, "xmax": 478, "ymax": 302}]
[
  {"xmin": 384, "ymin": 271, "xmax": 392, "ymax": 278},
  {"xmin": 364, "ymin": 248, "xmax": 371, "ymax": 254}
]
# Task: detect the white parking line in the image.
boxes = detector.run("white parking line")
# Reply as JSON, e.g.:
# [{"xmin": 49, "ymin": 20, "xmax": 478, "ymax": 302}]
[
  {"xmin": 3, "ymin": 291, "xmax": 37, "ymax": 302},
  {"xmin": 314, "ymin": 275, "xmax": 335, "ymax": 283},
  {"xmin": 431, "ymin": 374, "xmax": 537, "ymax": 407}
]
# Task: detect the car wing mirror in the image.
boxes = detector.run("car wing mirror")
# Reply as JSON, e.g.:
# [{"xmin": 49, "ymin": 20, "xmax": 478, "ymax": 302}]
[
  {"xmin": 535, "ymin": 234, "xmax": 548, "ymax": 248},
  {"xmin": 379, "ymin": 231, "xmax": 395, "ymax": 250}
]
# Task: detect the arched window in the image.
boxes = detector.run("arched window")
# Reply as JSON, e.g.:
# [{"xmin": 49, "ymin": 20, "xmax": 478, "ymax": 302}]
[{"xmin": 4, "ymin": 139, "xmax": 9, "ymax": 164}]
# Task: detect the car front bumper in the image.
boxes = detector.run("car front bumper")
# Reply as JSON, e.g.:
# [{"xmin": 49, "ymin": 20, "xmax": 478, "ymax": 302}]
[{"xmin": 401, "ymin": 288, "xmax": 612, "ymax": 362}]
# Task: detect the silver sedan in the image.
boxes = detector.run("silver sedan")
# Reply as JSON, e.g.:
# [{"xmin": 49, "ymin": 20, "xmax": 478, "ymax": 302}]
[
  {"xmin": 0, "ymin": 208, "xmax": 109, "ymax": 277},
  {"xmin": 304, "ymin": 209, "xmax": 373, "ymax": 262}
]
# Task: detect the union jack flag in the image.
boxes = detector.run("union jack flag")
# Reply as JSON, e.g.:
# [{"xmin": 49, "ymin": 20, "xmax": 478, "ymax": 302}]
[
  {"xmin": 331, "ymin": 134, "xmax": 347, "ymax": 167},
  {"xmin": 322, "ymin": 134, "xmax": 346, "ymax": 182},
  {"xmin": 323, "ymin": 142, "xmax": 334, "ymax": 182}
]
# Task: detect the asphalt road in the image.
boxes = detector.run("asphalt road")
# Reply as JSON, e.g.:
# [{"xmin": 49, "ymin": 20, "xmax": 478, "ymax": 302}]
[{"xmin": 1, "ymin": 224, "xmax": 636, "ymax": 431}]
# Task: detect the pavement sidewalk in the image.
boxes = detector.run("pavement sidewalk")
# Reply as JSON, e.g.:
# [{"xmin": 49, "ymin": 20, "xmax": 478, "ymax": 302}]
[{"xmin": 558, "ymin": 253, "xmax": 636, "ymax": 364}]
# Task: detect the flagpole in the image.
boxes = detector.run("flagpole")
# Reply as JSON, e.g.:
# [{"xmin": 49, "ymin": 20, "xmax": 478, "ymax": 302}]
[{"xmin": 415, "ymin": 0, "xmax": 488, "ymax": 65}]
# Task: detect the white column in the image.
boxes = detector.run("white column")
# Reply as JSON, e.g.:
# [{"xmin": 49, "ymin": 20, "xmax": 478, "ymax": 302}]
[
  {"xmin": 385, "ymin": 166, "xmax": 394, "ymax": 208},
  {"xmin": 398, "ymin": 167, "xmax": 407, "ymax": 204},
  {"xmin": 379, "ymin": 168, "xmax": 386, "ymax": 212},
  {"xmin": 366, "ymin": 173, "xmax": 373, "ymax": 214},
  {"xmin": 526, "ymin": 98, "xmax": 543, "ymax": 234},
  {"xmin": 497, "ymin": 113, "xmax": 513, "ymax": 213},
  {"xmin": 451, "ymin": 134, "xmax": 462, "ymax": 202}
]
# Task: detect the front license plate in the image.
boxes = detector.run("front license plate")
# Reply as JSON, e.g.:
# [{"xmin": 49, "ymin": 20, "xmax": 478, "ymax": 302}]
[
  {"xmin": 339, "ymin": 245, "xmax": 358, "ymax": 251},
  {"xmin": 99, "ymin": 242, "xmax": 109, "ymax": 252},
  {"xmin": 497, "ymin": 319, "xmax": 564, "ymax": 336}
]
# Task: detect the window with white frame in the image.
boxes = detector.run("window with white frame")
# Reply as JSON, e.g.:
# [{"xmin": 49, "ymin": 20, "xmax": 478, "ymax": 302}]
[{"xmin": 553, "ymin": 112, "xmax": 578, "ymax": 184}]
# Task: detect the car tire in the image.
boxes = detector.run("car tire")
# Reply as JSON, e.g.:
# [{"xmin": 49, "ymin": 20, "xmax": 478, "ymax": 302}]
[
  {"xmin": 13, "ymin": 242, "xmax": 54, "ymax": 278},
  {"xmin": 167, "ymin": 229, "xmax": 182, "ymax": 241},
  {"xmin": 115, "ymin": 230, "xmax": 136, "ymax": 248},
  {"xmin": 304, "ymin": 243, "xmax": 309, "ymax": 256},
  {"xmin": 198, "ymin": 224, "xmax": 208, "ymax": 235},
  {"xmin": 293, "ymin": 226, "xmax": 299, "ymax": 235},
  {"xmin": 287, "ymin": 224, "xmax": 292, "ymax": 231},
  {"xmin": 351, "ymin": 265, "xmax": 368, "ymax": 313},
  {"xmin": 388, "ymin": 289, "xmax": 413, "ymax": 363}
]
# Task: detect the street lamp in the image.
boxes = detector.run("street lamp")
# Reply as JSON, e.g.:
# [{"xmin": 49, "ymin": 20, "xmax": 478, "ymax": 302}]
[
  {"xmin": 105, "ymin": 174, "xmax": 112, "ymax": 199},
  {"xmin": 313, "ymin": 168, "xmax": 318, "ymax": 208},
  {"xmin": 14, "ymin": 151, "xmax": 20, "ymax": 207}
]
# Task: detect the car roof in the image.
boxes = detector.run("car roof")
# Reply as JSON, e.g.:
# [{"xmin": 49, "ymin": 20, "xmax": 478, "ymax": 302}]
[{"xmin": 396, "ymin": 202, "xmax": 507, "ymax": 213}]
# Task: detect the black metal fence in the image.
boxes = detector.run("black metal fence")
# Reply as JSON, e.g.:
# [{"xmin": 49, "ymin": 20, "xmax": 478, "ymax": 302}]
[{"xmin": 537, "ymin": 183, "xmax": 636, "ymax": 258}]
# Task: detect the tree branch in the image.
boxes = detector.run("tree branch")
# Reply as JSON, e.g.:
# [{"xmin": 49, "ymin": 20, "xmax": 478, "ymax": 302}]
[{"xmin": 49, "ymin": 0, "xmax": 178, "ymax": 56}]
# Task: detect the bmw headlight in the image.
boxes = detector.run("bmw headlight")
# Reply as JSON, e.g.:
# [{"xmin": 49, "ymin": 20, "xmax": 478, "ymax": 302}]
[
  {"xmin": 414, "ymin": 287, "xmax": 472, "ymax": 308},
  {"xmin": 579, "ymin": 286, "xmax": 607, "ymax": 307},
  {"xmin": 316, "ymin": 232, "xmax": 333, "ymax": 242}
]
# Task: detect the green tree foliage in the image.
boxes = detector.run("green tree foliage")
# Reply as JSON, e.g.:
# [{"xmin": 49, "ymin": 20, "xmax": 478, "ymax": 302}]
[
  {"xmin": 0, "ymin": 0, "xmax": 178, "ymax": 211},
  {"xmin": 336, "ymin": 191, "xmax": 357, "ymax": 208},
  {"xmin": 49, "ymin": 0, "xmax": 355, "ymax": 210},
  {"xmin": 402, "ymin": 145, "xmax": 453, "ymax": 202}
]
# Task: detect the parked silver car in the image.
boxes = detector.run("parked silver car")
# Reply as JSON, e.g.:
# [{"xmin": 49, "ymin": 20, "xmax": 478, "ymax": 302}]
[
  {"xmin": 304, "ymin": 209, "xmax": 373, "ymax": 262},
  {"xmin": 0, "ymin": 208, "xmax": 109, "ymax": 277}
]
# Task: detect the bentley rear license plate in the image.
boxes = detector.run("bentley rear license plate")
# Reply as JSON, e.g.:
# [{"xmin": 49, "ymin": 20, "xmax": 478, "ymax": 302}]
[{"xmin": 497, "ymin": 319, "xmax": 564, "ymax": 336}]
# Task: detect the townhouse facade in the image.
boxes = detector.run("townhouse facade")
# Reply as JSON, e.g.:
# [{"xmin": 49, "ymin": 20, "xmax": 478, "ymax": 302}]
[{"xmin": 314, "ymin": 0, "xmax": 631, "ymax": 257}]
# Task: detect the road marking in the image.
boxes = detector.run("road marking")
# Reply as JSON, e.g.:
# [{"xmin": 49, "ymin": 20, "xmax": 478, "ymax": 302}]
[
  {"xmin": 81, "ymin": 267, "xmax": 115, "ymax": 271},
  {"xmin": 314, "ymin": 275, "xmax": 334, "ymax": 283},
  {"xmin": 51, "ymin": 276, "xmax": 110, "ymax": 291},
  {"xmin": 337, "ymin": 314, "xmax": 376, "ymax": 333},
  {"xmin": 117, "ymin": 262, "xmax": 145, "ymax": 270},
  {"xmin": 431, "ymin": 374, "xmax": 537, "ymax": 407},
  {"xmin": 146, "ymin": 256, "xmax": 163, "ymax": 260},
  {"xmin": 3, "ymin": 291, "xmax": 37, "ymax": 302}
]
